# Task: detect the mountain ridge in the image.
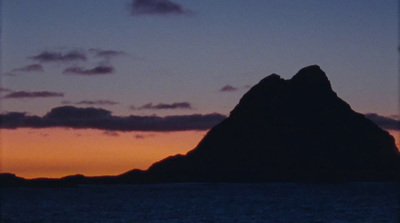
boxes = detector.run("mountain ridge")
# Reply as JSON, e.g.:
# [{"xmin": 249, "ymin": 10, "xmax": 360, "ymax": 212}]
[
  {"xmin": 2, "ymin": 65, "xmax": 399, "ymax": 186},
  {"xmin": 144, "ymin": 65, "xmax": 399, "ymax": 182}
]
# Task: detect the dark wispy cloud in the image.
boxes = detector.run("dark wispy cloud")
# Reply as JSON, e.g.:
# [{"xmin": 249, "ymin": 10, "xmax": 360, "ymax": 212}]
[
  {"xmin": 30, "ymin": 51, "xmax": 87, "ymax": 63},
  {"xmin": 134, "ymin": 134, "xmax": 155, "ymax": 139},
  {"xmin": 0, "ymin": 88, "xmax": 12, "ymax": 93},
  {"xmin": 130, "ymin": 0, "xmax": 191, "ymax": 15},
  {"xmin": 62, "ymin": 99, "xmax": 119, "ymax": 106},
  {"xmin": 219, "ymin": 85, "xmax": 238, "ymax": 92},
  {"xmin": 63, "ymin": 66, "xmax": 114, "ymax": 75},
  {"xmin": 0, "ymin": 106, "xmax": 226, "ymax": 131},
  {"xmin": 2, "ymin": 91, "xmax": 64, "ymax": 99},
  {"xmin": 365, "ymin": 113, "xmax": 400, "ymax": 130},
  {"xmin": 132, "ymin": 102, "xmax": 192, "ymax": 110},
  {"xmin": 103, "ymin": 130, "xmax": 120, "ymax": 137},
  {"xmin": 11, "ymin": 64, "xmax": 44, "ymax": 73},
  {"xmin": 89, "ymin": 49, "xmax": 127, "ymax": 59}
]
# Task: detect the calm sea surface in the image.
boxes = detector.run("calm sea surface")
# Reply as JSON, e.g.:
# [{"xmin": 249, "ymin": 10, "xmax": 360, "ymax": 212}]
[{"xmin": 1, "ymin": 183, "xmax": 399, "ymax": 222}]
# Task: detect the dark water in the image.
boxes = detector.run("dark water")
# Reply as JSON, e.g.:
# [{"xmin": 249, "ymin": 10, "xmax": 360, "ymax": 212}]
[{"xmin": 1, "ymin": 183, "xmax": 399, "ymax": 223}]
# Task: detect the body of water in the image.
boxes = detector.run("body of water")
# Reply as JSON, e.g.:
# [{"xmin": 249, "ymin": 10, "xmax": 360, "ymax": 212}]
[{"xmin": 1, "ymin": 182, "xmax": 399, "ymax": 222}]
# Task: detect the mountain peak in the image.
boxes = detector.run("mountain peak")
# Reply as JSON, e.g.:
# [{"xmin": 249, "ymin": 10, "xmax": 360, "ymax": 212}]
[
  {"xmin": 258, "ymin": 73, "xmax": 282, "ymax": 84},
  {"xmin": 229, "ymin": 65, "xmax": 335, "ymax": 118},
  {"xmin": 144, "ymin": 65, "xmax": 399, "ymax": 182},
  {"xmin": 294, "ymin": 64, "xmax": 322, "ymax": 74},
  {"xmin": 290, "ymin": 65, "xmax": 332, "ymax": 91}
]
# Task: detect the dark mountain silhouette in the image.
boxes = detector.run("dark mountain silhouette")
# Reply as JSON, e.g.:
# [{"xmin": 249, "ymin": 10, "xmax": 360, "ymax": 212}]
[
  {"xmin": 2, "ymin": 65, "xmax": 399, "ymax": 186},
  {"xmin": 132, "ymin": 65, "xmax": 400, "ymax": 182}
]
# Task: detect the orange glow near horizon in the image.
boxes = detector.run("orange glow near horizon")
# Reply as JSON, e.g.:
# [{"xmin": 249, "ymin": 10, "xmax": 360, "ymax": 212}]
[
  {"xmin": 1, "ymin": 128, "xmax": 399, "ymax": 179},
  {"xmin": 387, "ymin": 130, "xmax": 400, "ymax": 151},
  {"xmin": 1, "ymin": 128, "xmax": 207, "ymax": 179}
]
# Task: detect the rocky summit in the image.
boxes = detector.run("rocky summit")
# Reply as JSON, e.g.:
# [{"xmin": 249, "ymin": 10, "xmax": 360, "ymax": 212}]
[{"xmin": 140, "ymin": 65, "xmax": 400, "ymax": 182}]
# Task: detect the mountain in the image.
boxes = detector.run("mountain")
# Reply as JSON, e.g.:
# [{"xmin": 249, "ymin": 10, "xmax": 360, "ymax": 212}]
[
  {"xmin": 137, "ymin": 65, "xmax": 400, "ymax": 182},
  {"xmin": 2, "ymin": 65, "xmax": 399, "ymax": 185}
]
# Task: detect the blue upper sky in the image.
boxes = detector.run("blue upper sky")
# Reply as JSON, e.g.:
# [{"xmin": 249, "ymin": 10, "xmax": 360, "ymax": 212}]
[{"xmin": 1, "ymin": 0, "xmax": 398, "ymax": 117}]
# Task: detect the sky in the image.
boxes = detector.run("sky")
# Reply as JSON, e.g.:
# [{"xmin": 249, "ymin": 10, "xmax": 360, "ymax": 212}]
[{"xmin": 1, "ymin": 0, "xmax": 399, "ymax": 178}]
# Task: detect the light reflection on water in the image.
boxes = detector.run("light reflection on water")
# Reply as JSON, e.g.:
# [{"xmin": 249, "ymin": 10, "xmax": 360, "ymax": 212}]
[{"xmin": 1, "ymin": 182, "xmax": 399, "ymax": 223}]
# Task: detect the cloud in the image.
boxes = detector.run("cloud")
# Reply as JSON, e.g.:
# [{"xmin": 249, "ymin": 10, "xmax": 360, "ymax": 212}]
[
  {"xmin": 30, "ymin": 51, "xmax": 87, "ymax": 63},
  {"xmin": 63, "ymin": 66, "xmax": 114, "ymax": 75},
  {"xmin": 0, "ymin": 106, "xmax": 227, "ymax": 131},
  {"xmin": 6, "ymin": 107, "xmax": 395, "ymax": 134},
  {"xmin": 63, "ymin": 99, "xmax": 119, "ymax": 106},
  {"xmin": 103, "ymin": 130, "xmax": 120, "ymax": 137},
  {"xmin": 0, "ymin": 88, "xmax": 12, "ymax": 93},
  {"xmin": 365, "ymin": 113, "xmax": 400, "ymax": 130},
  {"xmin": 219, "ymin": 85, "xmax": 238, "ymax": 92},
  {"xmin": 134, "ymin": 102, "xmax": 192, "ymax": 110},
  {"xmin": 89, "ymin": 49, "xmax": 127, "ymax": 59},
  {"xmin": 130, "ymin": 0, "xmax": 191, "ymax": 15},
  {"xmin": 135, "ymin": 134, "xmax": 145, "ymax": 139},
  {"xmin": 11, "ymin": 64, "xmax": 44, "ymax": 73},
  {"xmin": 3, "ymin": 91, "xmax": 64, "ymax": 99},
  {"xmin": 134, "ymin": 133, "xmax": 155, "ymax": 139}
]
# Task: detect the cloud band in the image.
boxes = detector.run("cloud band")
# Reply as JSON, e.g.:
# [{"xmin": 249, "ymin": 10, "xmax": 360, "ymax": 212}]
[{"xmin": 0, "ymin": 106, "xmax": 226, "ymax": 131}]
